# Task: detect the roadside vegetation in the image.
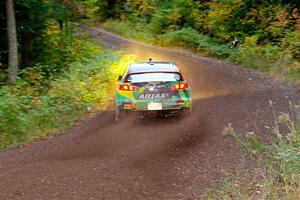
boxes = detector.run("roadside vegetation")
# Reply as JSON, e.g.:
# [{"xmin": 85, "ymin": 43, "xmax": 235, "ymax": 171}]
[
  {"xmin": 203, "ymin": 102, "xmax": 300, "ymax": 199},
  {"xmin": 97, "ymin": 0, "xmax": 300, "ymax": 82},
  {"xmin": 0, "ymin": 28, "xmax": 131, "ymax": 150},
  {"xmin": 0, "ymin": 1, "xmax": 133, "ymax": 150}
]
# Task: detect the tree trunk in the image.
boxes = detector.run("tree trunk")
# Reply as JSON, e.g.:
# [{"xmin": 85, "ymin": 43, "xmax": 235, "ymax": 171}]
[
  {"xmin": 6, "ymin": 0, "xmax": 18, "ymax": 84},
  {"xmin": 22, "ymin": 32, "xmax": 33, "ymax": 65}
]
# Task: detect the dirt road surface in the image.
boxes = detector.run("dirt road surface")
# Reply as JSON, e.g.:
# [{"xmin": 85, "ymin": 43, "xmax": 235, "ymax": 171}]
[{"xmin": 0, "ymin": 28, "xmax": 298, "ymax": 200}]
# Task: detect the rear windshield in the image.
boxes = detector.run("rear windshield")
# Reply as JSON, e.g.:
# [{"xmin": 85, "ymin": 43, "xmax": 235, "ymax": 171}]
[{"xmin": 126, "ymin": 73, "xmax": 181, "ymax": 83}]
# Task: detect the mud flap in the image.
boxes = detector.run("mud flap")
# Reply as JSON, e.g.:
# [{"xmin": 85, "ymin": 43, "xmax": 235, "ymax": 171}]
[
  {"xmin": 114, "ymin": 108, "xmax": 121, "ymax": 122},
  {"xmin": 114, "ymin": 108, "xmax": 128, "ymax": 122}
]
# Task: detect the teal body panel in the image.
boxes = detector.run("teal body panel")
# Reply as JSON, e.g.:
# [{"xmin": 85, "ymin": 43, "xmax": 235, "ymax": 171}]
[{"xmin": 116, "ymin": 81, "xmax": 192, "ymax": 111}]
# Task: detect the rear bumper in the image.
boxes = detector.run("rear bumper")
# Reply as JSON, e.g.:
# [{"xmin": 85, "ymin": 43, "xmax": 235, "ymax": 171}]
[{"xmin": 117, "ymin": 98, "xmax": 192, "ymax": 111}]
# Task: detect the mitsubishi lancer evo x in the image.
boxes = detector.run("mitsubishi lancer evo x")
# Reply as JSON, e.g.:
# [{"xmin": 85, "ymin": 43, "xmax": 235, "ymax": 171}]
[{"xmin": 115, "ymin": 59, "xmax": 192, "ymax": 121}]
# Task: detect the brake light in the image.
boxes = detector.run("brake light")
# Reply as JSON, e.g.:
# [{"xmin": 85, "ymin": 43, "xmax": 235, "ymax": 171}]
[
  {"xmin": 119, "ymin": 84, "xmax": 137, "ymax": 91},
  {"xmin": 123, "ymin": 102, "xmax": 133, "ymax": 107},
  {"xmin": 176, "ymin": 100, "xmax": 185, "ymax": 105},
  {"xmin": 173, "ymin": 82, "xmax": 189, "ymax": 90}
]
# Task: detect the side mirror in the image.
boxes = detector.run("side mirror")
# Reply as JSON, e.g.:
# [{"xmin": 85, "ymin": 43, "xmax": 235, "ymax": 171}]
[{"xmin": 118, "ymin": 75, "xmax": 122, "ymax": 81}]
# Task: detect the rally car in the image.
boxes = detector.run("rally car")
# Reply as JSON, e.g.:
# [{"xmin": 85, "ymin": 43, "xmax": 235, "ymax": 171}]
[{"xmin": 115, "ymin": 59, "xmax": 192, "ymax": 121}]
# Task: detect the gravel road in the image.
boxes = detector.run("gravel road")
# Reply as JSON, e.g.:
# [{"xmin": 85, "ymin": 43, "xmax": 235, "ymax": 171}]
[{"xmin": 0, "ymin": 27, "xmax": 298, "ymax": 200}]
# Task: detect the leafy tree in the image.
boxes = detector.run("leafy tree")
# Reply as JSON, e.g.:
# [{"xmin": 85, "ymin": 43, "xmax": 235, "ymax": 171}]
[
  {"xmin": 98, "ymin": 0, "xmax": 126, "ymax": 20},
  {"xmin": 124, "ymin": 0, "xmax": 156, "ymax": 22}
]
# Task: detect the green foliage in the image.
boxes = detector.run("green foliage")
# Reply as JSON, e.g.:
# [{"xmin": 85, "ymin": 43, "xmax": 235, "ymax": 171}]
[
  {"xmin": 150, "ymin": 9, "xmax": 172, "ymax": 34},
  {"xmin": 281, "ymin": 31, "xmax": 300, "ymax": 60},
  {"xmin": 0, "ymin": 70, "xmax": 5, "ymax": 84},
  {"xmin": 149, "ymin": 0, "xmax": 202, "ymax": 34},
  {"xmin": 101, "ymin": 20, "xmax": 156, "ymax": 44},
  {"xmin": 228, "ymin": 44, "xmax": 289, "ymax": 72},
  {"xmin": 1, "ymin": 0, "xmax": 101, "ymax": 75},
  {"xmin": 98, "ymin": 0, "xmax": 300, "ymax": 81},
  {"xmin": 124, "ymin": 0, "xmax": 157, "ymax": 23},
  {"xmin": 98, "ymin": 0, "xmax": 299, "ymax": 44},
  {"xmin": 227, "ymin": 43, "xmax": 300, "ymax": 82},
  {"xmin": 203, "ymin": 0, "xmax": 244, "ymax": 40},
  {"xmin": 59, "ymin": 0, "xmax": 100, "ymax": 22},
  {"xmin": 160, "ymin": 28, "xmax": 234, "ymax": 58},
  {"xmin": 97, "ymin": 0, "xmax": 125, "ymax": 20},
  {"xmin": 0, "ymin": 33, "xmax": 132, "ymax": 150},
  {"xmin": 160, "ymin": 28, "xmax": 205, "ymax": 48},
  {"xmin": 33, "ymin": 29, "xmax": 97, "ymax": 77},
  {"xmin": 208, "ymin": 44, "xmax": 236, "ymax": 59}
]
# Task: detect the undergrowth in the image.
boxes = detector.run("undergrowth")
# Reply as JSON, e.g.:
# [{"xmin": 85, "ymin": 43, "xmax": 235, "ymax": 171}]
[
  {"xmin": 204, "ymin": 101, "xmax": 300, "ymax": 199},
  {"xmin": 0, "ymin": 31, "xmax": 133, "ymax": 150},
  {"xmin": 100, "ymin": 20, "xmax": 155, "ymax": 45}
]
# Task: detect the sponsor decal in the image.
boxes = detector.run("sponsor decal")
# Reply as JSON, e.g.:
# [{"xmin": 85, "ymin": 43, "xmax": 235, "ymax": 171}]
[
  {"xmin": 144, "ymin": 83, "xmax": 167, "ymax": 93},
  {"xmin": 138, "ymin": 93, "xmax": 170, "ymax": 99},
  {"xmin": 138, "ymin": 82, "xmax": 170, "ymax": 99}
]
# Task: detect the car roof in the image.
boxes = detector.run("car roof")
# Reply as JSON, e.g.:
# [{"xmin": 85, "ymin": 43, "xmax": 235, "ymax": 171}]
[{"xmin": 127, "ymin": 62, "xmax": 180, "ymax": 74}]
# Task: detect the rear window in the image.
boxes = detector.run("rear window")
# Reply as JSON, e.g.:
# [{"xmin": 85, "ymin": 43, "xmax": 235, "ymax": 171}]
[{"xmin": 126, "ymin": 73, "xmax": 181, "ymax": 83}]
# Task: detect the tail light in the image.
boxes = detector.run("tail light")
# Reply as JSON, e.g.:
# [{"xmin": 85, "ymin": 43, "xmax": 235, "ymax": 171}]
[
  {"xmin": 176, "ymin": 100, "xmax": 185, "ymax": 105},
  {"xmin": 173, "ymin": 82, "xmax": 189, "ymax": 90},
  {"xmin": 119, "ymin": 84, "xmax": 138, "ymax": 91},
  {"xmin": 123, "ymin": 102, "xmax": 133, "ymax": 107}
]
